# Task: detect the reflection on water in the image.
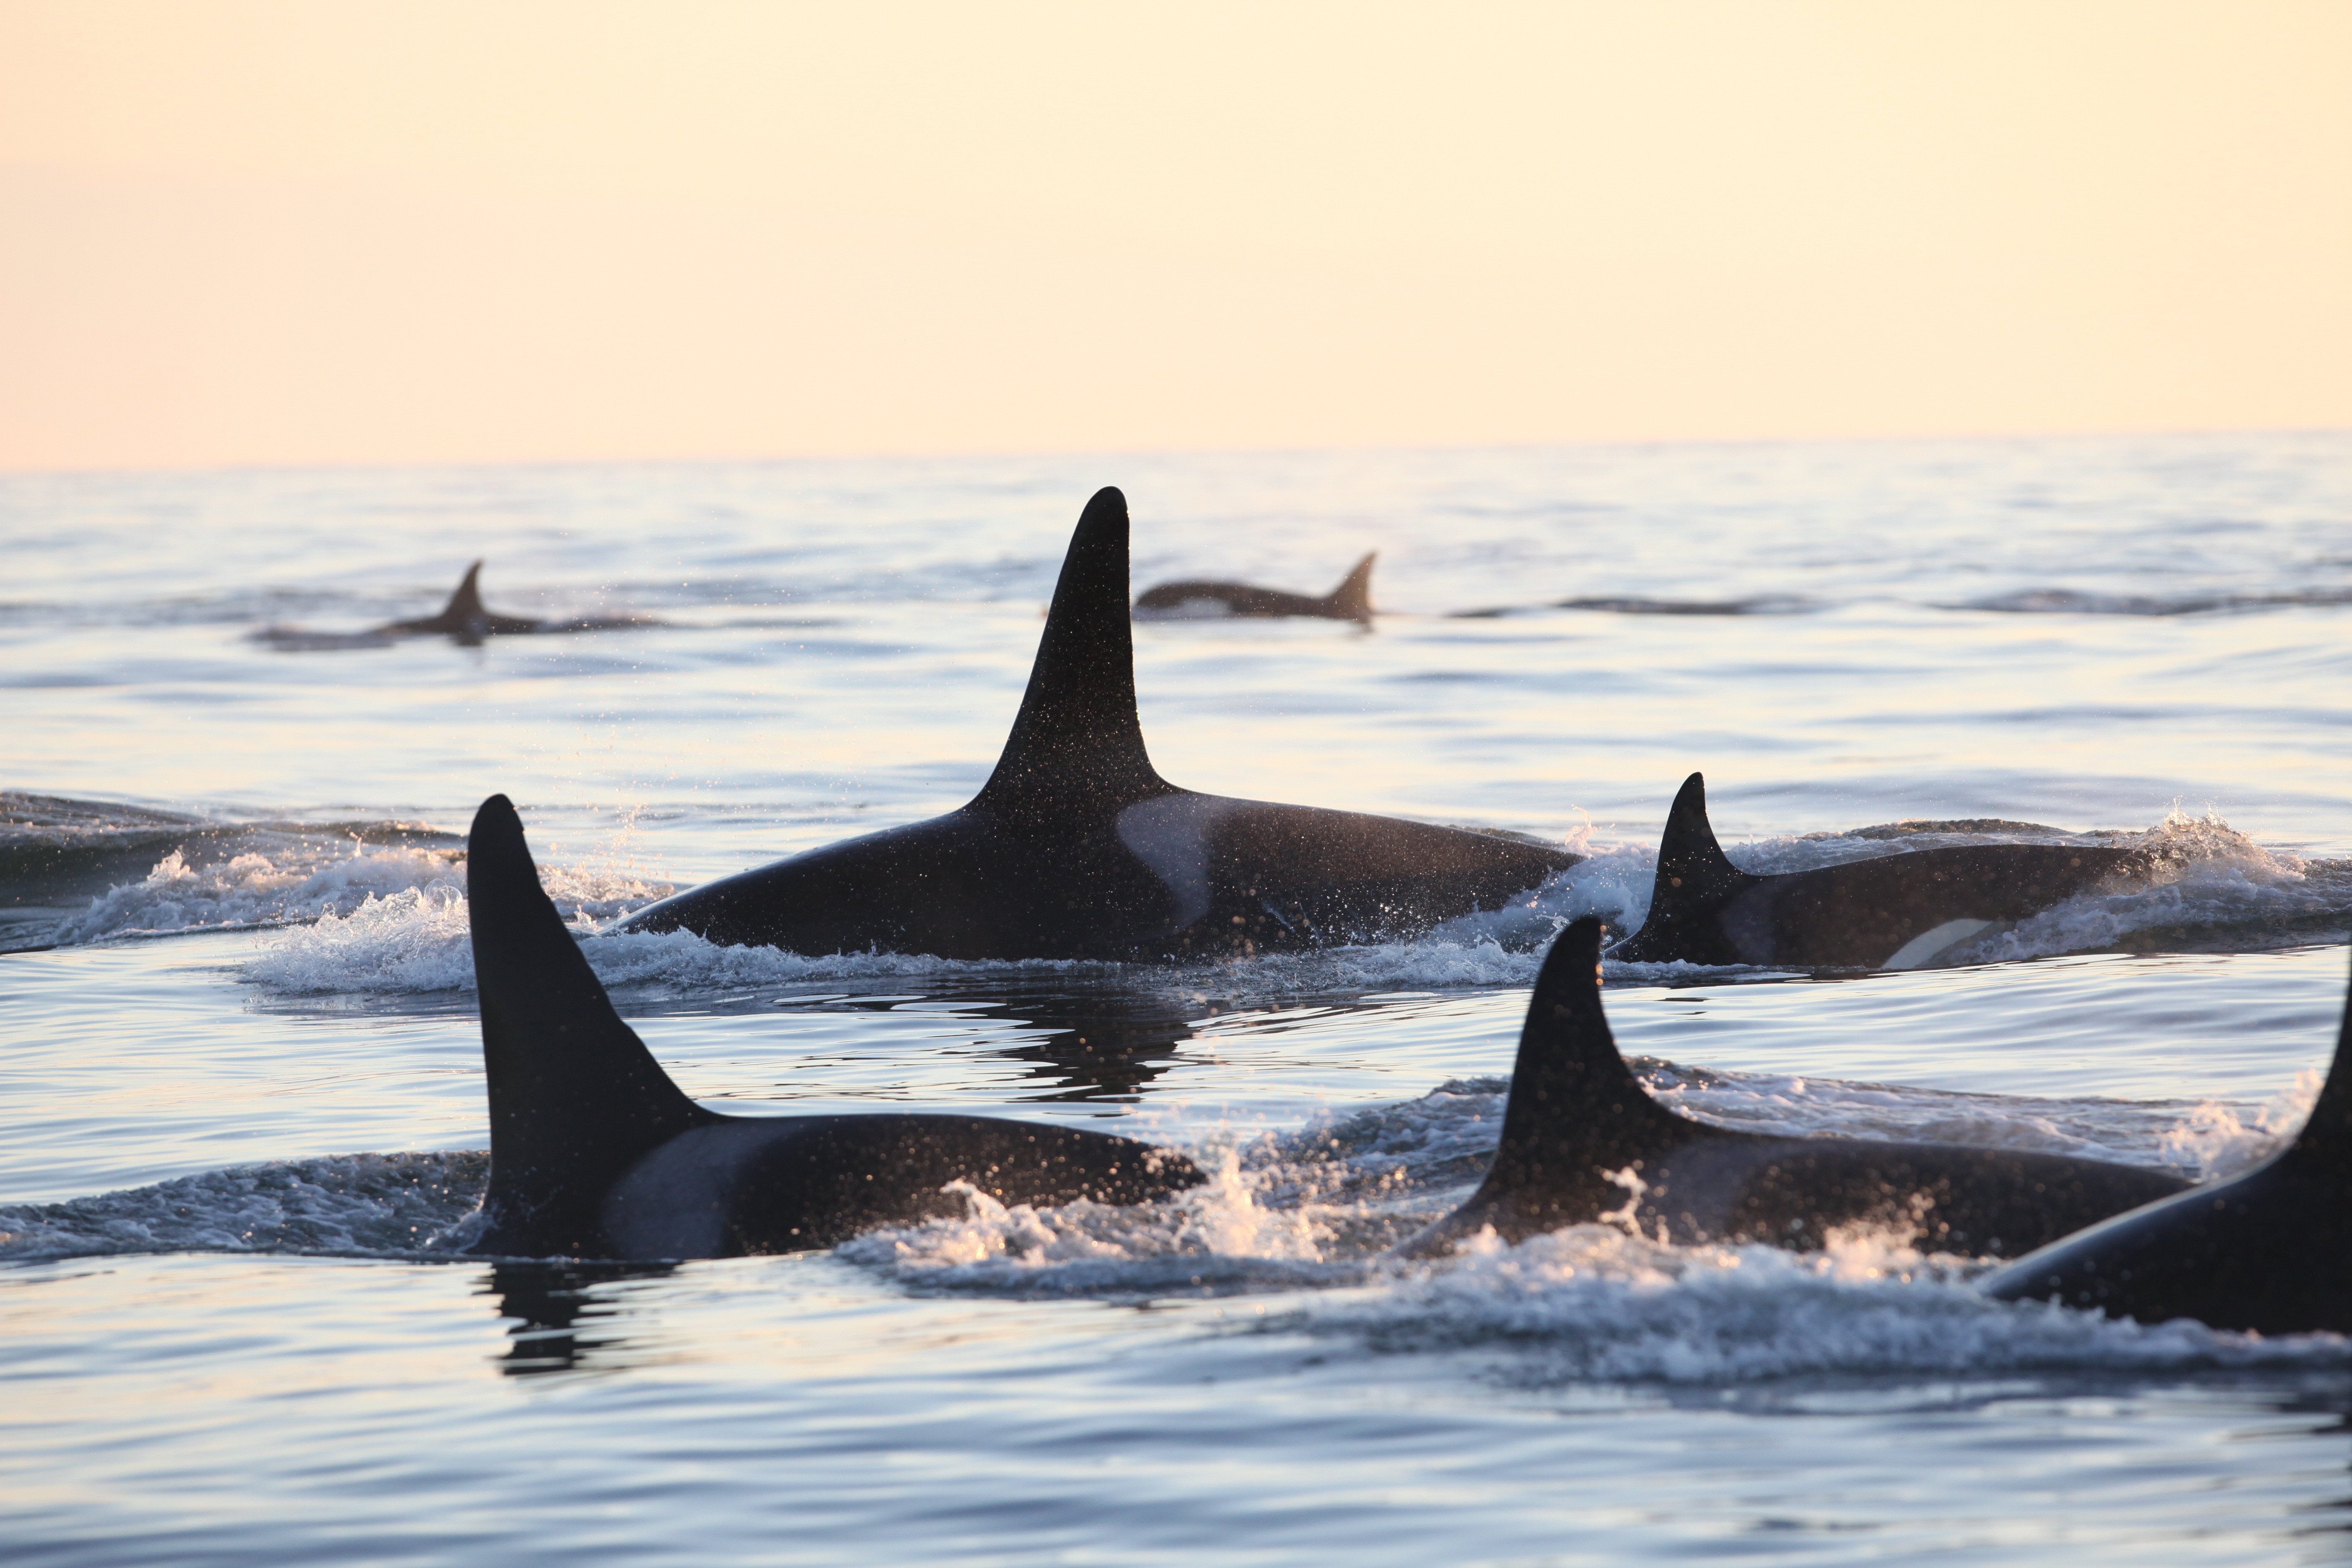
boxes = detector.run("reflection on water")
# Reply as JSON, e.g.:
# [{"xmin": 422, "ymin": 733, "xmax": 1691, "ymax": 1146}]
[
  {"xmin": 8, "ymin": 436, "xmax": 2352, "ymax": 1562},
  {"xmin": 947, "ymin": 990, "xmax": 1201, "ymax": 1101},
  {"xmin": 480, "ymin": 1261, "xmax": 678, "ymax": 1376}
]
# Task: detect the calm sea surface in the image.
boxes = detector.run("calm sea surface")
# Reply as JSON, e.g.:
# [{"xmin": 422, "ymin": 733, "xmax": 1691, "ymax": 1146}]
[{"xmin": 4, "ymin": 434, "xmax": 2351, "ymax": 1564}]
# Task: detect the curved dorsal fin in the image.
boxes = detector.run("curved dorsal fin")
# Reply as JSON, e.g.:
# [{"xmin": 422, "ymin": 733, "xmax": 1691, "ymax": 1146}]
[
  {"xmin": 1655, "ymin": 772, "xmax": 1745, "ymax": 895},
  {"xmin": 975, "ymin": 487, "xmax": 1170, "ymax": 814},
  {"xmin": 441, "ymin": 561, "xmax": 488, "ymax": 625},
  {"xmin": 1473, "ymin": 917, "xmax": 1688, "ymax": 1207},
  {"xmin": 468, "ymin": 795, "xmax": 709, "ymax": 1230},
  {"xmin": 1325, "ymin": 551, "xmax": 1377, "ymax": 621},
  {"xmin": 1609, "ymin": 773, "xmax": 1764, "ymax": 962},
  {"xmin": 2282, "ymin": 942, "xmax": 2352, "ymax": 1177}
]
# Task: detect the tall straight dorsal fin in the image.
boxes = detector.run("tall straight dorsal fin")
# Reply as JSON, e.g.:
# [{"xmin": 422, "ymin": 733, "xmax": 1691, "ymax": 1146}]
[
  {"xmin": 2281, "ymin": 942, "xmax": 2352, "ymax": 1176},
  {"xmin": 1325, "ymin": 551, "xmax": 1377, "ymax": 621},
  {"xmin": 441, "ymin": 561, "xmax": 489, "ymax": 625},
  {"xmin": 468, "ymin": 795, "xmax": 710, "ymax": 1233},
  {"xmin": 975, "ymin": 487, "xmax": 1170, "ymax": 812},
  {"xmin": 1472, "ymin": 917, "xmax": 1688, "ymax": 1206}
]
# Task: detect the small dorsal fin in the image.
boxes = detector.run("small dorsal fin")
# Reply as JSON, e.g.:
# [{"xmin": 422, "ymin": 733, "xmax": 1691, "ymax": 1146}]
[
  {"xmin": 441, "ymin": 561, "xmax": 489, "ymax": 626},
  {"xmin": 1655, "ymin": 772, "xmax": 1744, "ymax": 892},
  {"xmin": 1325, "ymin": 551, "xmax": 1377, "ymax": 621},
  {"xmin": 468, "ymin": 795, "xmax": 709, "ymax": 1236},
  {"xmin": 1608, "ymin": 773, "xmax": 1764, "ymax": 962},
  {"xmin": 1473, "ymin": 918, "xmax": 1687, "ymax": 1207},
  {"xmin": 975, "ymin": 487, "xmax": 1171, "ymax": 813},
  {"xmin": 2282, "ymin": 943, "xmax": 2352, "ymax": 1176}
]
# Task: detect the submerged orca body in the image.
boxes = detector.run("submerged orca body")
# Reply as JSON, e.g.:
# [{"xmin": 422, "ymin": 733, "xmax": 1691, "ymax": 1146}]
[
  {"xmin": 1981, "ymin": 946, "xmax": 2352, "ymax": 1335},
  {"xmin": 1133, "ymin": 551, "xmax": 1377, "ymax": 624},
  {"xmin": 620, "ymin": 492, "xmax": 1575, "ymax": 959},
  {"xmin": 463, "ymin": 794, "xmax": 1203, "ymax": 1260},
  {"xmin": 381, "ymin": 561, "xmax": 654, "ymax": 645},
  {"xmin": 1397, "ymin": 918, "xmax": 2188, "ymax": 1259},
  {"xmin": 1607, "ymin": 774, "xmax": 2148, "ymax": 970}
]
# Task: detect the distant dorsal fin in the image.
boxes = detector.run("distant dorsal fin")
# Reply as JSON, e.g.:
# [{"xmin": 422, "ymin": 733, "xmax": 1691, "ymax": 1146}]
[
  {"xmin": 2282, "ymin": 942, "xmax": 2352, "ymax": 1176},
  {"xmin": 467, "ymin": 795, "xmax": 710, "ymax": 1239},
  {"xmin": 1472, "ymin": 917, "xmax": 1690, "ymax": 1209},
  {"xmin": 975, "ymin": 487, "xmax": 1171, "ymax": 813},
  {"xmin": 441, "ymin": 561, "xmax": 489, "ymax": 626},
  {"xmin": 1325, "ymin": 551, "xmax": 1377, "ymax": 621},
  {"xmin": 1607, "ymin": 772, "xmax": 1764, "ymax": 962}
]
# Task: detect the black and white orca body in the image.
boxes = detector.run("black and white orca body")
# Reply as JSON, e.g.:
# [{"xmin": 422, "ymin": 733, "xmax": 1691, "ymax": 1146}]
[
  {"xmin": 1981, "ymin": 944, "xmax": 2352, "ymax": 1335},
  {"xmin": 1133, "ymin": 551, "xmax": 1376, "ymax": 623},
  {"xmin": 1396, "ymin": 918, "xmax": 2188, "ymax": 1259},
  {"xmin": 1607, "ymin": 773, "xmax": 2148, "ymax": 970},
  {"xmin": 381, "ymin": 561, "xmax": 655, "ymax": 645},
  {"xmin": 463, "ymin": 794, "xmax": 1202, "ymax": 1260},
  {"xmin": 620, "ymin": 492, "xmax": 1575, "ymax": 959}
]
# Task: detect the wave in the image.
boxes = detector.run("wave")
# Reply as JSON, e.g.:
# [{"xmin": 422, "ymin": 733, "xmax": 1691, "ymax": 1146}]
[
  {"xmin": 4, "ymin": 791, "xmax": 669, "ymax": 952},
  {"xmin": 217, "ymin": 807, "xmax": 2348, "ymax": 999},
  {"xmin": 1955, "ymin": 587, "xmax": 2352, "ymax": 616},
  {"xmin": 17, "ymin": 788, "xmax": 2336, "ymax": 987},
  {"xmin": 1449, "ymin": 594, "xmax": 1813, "ymax": 619},
  {"xmin": 0, "ymin": 1152, "xmax": 489, "ymax": 1261},
  {"xmin": 13, "ymin": 1055, "xmax": 2296, "ymax": 1270},
  {"xmin": 9, "ymin": 1077, "xmax": 2334, "ymax": 1374}
]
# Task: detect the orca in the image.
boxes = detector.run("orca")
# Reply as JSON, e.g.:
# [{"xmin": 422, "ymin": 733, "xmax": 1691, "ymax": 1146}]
[
  {"xmin": 1133, "ymin": 550, "xmax": 1377, "ymax": 623},
  {"xmin": 379, "ymin": 561, "xmax": 656, "ymax": 645},
  {"xmin": 1606, "ymin": 773, "xmax": 2151, "ymax": 970},
  {"xmin": 461, "ymin": 793, "xmax": 1204, "ymax": 1260},
  {"xmin": 619, "ymin": 490, "xmax": 1578, "ymax": 959},
  {"xmin": 1395, "ymin": 917, "xmax": 2189, "ymax": 1259},
  {"xmin": 1981, "ymin": 943, "xmax": 2352, "ymax": 1335}
]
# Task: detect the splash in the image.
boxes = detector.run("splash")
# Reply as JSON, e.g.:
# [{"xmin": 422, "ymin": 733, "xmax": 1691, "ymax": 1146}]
[
  {"xmin": 51, "ymin": 843, "xmax": 467, "ymax": 944},
  {"xmin": 1292, "ymin": 1224, "xmax": 2348, "ymax": 1377}
]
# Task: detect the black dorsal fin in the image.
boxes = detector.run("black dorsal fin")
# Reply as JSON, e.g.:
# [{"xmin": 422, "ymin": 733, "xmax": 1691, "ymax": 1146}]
[
  {"xmin": 2281, "ymin": 942, "xmax": 2352, "ymax": 1176},
  {"xmin": 441, "ymin": 561, "xmax": 488, "ymax": 626},
  {"xmin": 1325, "ymin": 551, "xmax": 1377, "ymax": 621},
  {"xmin": 1471, "ymin": 917, "xmax": 1690, "ymax": 1210},
  {"xmin": 1654, "ymin": 772, "xmax": 1747, "ymax": 897},
  {"xmin": 1608, "ymin": 773, "xmax": 1764, "ymax": 963},
  {"xmin": 467, "ymin": 795, "xmax": 710, "ymax": 1240},
  {"xmin": 974, "ymin": 487, "xmax": 1171, "ymax": 814}
]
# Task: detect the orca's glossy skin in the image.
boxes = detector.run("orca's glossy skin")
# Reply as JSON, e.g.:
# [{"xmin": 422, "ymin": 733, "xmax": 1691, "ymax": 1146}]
[
  {"xmin": 1395, "ymin": 918, "xmax": 2188, "ymax": 1259},
  {"xmin": 381, "ymin": 561, "xmax": 655, "ymax": 645},
  {"xmin": 462, "ymin": 795, "xmax": 1202, "ymax": 1261},
  {"xmin": 1607, "ymin": 773, "xmax": 2149, "ymax": 969},
  {"xmin": 1133, "ymin": 550, "xmax": 1375, "ymax": 623},
  {"xmin": 1981, "ymin": 944, "xmax": 2352, "ymax": 1335},
  {"xmin": 620, "ymin": 493, "xmax": 1575, "ymax": 959}
]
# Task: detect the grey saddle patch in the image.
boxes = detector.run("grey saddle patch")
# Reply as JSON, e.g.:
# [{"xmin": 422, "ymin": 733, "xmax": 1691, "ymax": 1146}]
[
  {"xmin": 1116, "ymin": 794, "xmax": 1240, "ymax": 931},
  {"xmin": 602, "ymin": 1122, "xmax": 801, "ymax": 1259}
]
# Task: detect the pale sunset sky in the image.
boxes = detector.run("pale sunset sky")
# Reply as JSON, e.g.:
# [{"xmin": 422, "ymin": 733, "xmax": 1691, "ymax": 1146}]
[{"xmin": 2, "ymin": 1, "xmax": 2346, "ymax": 471}]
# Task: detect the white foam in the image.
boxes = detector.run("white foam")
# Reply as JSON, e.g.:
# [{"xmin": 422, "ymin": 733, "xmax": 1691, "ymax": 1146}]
[
  {"xmin": 1292, "ymin": 1225, "xmax": 2348, "ymax": 1377},
  {"xmin": 223, "ymin": 807, "xmax": 2341, "ymax": 998},
  {"xmin": 52, "ymin": 843, "xmax": 467, "ymax": 944}
]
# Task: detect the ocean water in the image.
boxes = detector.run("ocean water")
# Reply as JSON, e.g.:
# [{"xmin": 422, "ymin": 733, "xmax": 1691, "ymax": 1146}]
[{"xmin": 3, "ymin": 433, "xmax": 2351, "ymax": 1564}]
